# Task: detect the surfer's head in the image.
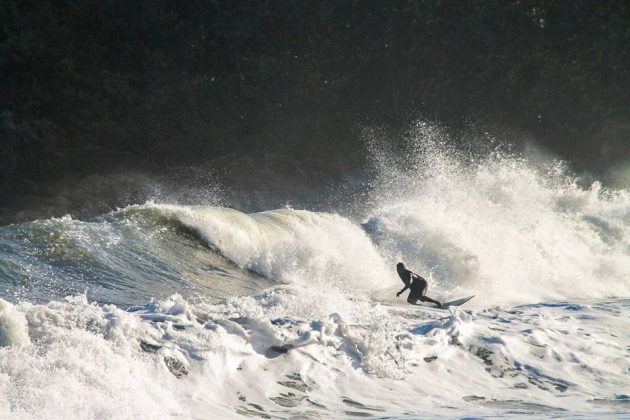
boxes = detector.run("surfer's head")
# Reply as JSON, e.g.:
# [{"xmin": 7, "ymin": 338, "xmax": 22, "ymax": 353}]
[{"xmin": 396, "ymin": 262, "xmax": 405, "ymax": 271}]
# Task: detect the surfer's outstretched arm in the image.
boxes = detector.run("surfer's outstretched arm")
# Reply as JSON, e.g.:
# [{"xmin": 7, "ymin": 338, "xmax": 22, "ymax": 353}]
[{"xmin": 396, "ymin": 285, "xmax": 409, "ymax": 297}]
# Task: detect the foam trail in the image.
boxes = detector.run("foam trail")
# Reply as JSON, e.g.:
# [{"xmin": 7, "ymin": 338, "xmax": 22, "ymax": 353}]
[{"xmin": 2, "ymin": 293, "xmax": 629, "ymax": 418}]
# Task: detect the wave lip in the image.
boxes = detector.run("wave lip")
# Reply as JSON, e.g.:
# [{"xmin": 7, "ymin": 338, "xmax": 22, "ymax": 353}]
[{"xmin": 160, "ymin": 205, "xmax": 394, "ymax": 290}]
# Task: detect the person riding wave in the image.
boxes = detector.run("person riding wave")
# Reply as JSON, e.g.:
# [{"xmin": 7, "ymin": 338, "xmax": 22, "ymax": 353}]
[{"xmin": 395, "ymin": 262, "xmax": 441, "ymax": 307}]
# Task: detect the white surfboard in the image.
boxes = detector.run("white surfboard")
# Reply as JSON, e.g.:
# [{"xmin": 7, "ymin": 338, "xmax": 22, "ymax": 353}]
[{"xmin": 379, "ymin": 295, "xmax": 475, "ymax": 310}]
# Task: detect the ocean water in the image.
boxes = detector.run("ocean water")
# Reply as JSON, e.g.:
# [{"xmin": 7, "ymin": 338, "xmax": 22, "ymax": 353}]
[{"xmin": 1, "ymin": 127, "xmax": 629, "ymax": 418}]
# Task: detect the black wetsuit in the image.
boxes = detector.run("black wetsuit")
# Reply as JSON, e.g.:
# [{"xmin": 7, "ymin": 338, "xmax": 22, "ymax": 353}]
[{"xmin": 396, "ymin": 267, "xmax": 441, "ymax": 307}]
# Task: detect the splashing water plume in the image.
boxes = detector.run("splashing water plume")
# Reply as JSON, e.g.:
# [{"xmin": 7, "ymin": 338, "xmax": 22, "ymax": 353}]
[{"xmin": 363, "ymin": 122, "xmax": 630, "ymax": 304}]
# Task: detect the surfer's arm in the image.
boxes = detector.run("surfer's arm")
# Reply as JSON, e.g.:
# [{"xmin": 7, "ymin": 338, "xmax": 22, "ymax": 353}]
[{"xmin": 396, "ymin": 285, "xmax": 409, "ymax": 297}]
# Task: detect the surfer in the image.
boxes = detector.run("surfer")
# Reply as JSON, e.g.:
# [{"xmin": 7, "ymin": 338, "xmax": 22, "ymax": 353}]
[{"xmin": 395, "ymin": 262, "xmax": 441, "ymax": 307}]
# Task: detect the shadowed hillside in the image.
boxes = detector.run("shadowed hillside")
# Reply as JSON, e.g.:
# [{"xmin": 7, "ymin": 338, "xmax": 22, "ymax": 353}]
[{"xmin": 0, "ymin": 1, "xmax": 628, "ymax": 222}]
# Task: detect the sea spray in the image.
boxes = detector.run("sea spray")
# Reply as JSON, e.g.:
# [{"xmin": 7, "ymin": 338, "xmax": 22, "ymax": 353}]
[{"xmin": 363, "ymin": 122, "xmax": 630, "ymax": 304}]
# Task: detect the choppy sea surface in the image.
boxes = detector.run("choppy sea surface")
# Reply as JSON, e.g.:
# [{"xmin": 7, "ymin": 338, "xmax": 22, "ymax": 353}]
[{"xmin": 1, "ymin": 128, "xmax": 629, "ymax": 418}]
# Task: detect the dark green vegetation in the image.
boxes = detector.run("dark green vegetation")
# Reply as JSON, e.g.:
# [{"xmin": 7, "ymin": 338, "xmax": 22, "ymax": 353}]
[{"xmin": 0, "ymin": 1, "xmax": 629, "ymax": 220}]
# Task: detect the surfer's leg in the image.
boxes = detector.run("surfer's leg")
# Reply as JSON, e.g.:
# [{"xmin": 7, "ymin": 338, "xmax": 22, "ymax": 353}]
[
  {"xmin": 420, "ymin": 296, "xmax": 442, "ymax": 307},
  {"xmin": 407, "ymin": 282, "xmax": 424, "ymax": 305},
  {"xmin": 418, "ymin": 281, "xmax": 441, "ymax": 307}
]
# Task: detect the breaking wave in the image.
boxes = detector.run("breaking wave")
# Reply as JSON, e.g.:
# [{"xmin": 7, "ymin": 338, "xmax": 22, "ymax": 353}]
[{"xmin": 0, "ymin": 122, "xmax": 628, "ymax": 418}]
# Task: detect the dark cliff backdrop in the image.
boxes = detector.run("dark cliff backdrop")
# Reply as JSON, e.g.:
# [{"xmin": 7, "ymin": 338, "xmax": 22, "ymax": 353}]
[{"xmin": 1, "ymin": 0, "xmax": 629, "ymax": 223}]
